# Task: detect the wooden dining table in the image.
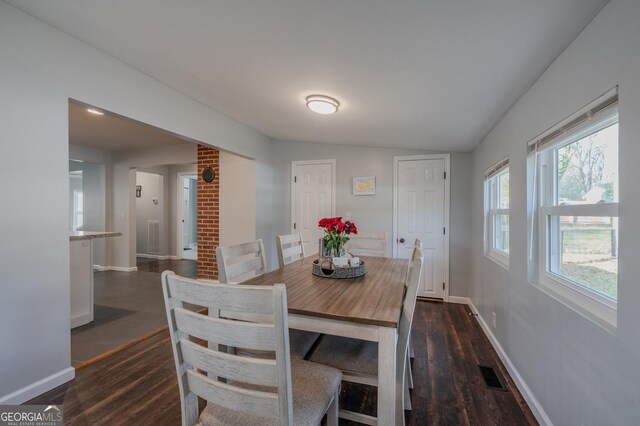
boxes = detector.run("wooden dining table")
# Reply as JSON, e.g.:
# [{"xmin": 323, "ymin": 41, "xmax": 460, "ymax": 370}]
[{"xmin": 242, "ymin": 255, "xmax": 409, "ymax": 425}]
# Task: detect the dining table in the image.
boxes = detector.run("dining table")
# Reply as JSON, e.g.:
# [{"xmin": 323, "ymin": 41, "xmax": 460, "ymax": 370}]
[{"xmin": 242, "ymin": 255, "xmax": 409, "ymax": 426}]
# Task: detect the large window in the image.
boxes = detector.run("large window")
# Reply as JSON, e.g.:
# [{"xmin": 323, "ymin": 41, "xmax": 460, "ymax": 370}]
[
  {"xmin": 532, "ymin": 90, "xmax": 618, "ymax": 329},
  {"xmin": 485, "ymin": 158, "xmax": 509, "ymax": 267}
]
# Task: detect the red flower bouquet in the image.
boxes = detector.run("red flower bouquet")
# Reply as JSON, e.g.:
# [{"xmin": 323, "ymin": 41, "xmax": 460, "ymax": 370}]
[{"xmin": 318, "ymin": 217, "xmax": 357, "ymax": 257}]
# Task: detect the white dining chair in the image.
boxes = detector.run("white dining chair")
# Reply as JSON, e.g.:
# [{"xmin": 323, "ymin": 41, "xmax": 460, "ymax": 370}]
[
  {"xmin": 346, "ymin": 231, "xmax": 387, "ymax": 257},
  {"xmin": 406, "ymin": 239, "xmax": 422, "ymax": 391},
  {"xmin": 216, "ymin": 239, "xmax": 268, "ymax": 284},
  {"xmin": 216, "ymin": 239, "xmax": 320, "ymax": 359},
  {"xmin": 407, "ymin": 239, "xmax": 423, "ymax": 281},
  {"xmin": 162, "ymin": 271, "xmax": 341, "ymax": 426},
  {"xmin": 276, "ymin": 233, "xmax": 305, "ymax": 268},
  {"xmin": 308, "ymin": 250, "xmax": 425, "ymax": 425}
]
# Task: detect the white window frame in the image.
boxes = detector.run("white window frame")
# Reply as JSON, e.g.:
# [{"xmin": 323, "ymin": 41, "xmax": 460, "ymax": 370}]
[
  {"xmin": 531, "ymin": 90, "xmax": 619, "ymax": 331},
  {"xmin": 485, "ymin": 158, "xmax": 509, "ymax": 269},
  {"xmin": 73, "ymin": 189, "xmax": 84, "ymax": 231}
]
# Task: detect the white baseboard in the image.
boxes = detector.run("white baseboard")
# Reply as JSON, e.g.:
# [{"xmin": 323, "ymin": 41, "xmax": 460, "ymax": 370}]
[
  {"xmin": 136, "ymin": 254, "xmax": 183, "ymax": 261},
  {"xmin": 70, "ymin": 312, "xmax": 92, "ymax": 328},
  {"xmin": 93, "ymin": 265, "xmax": 138, "ymax": 272},
  {"xmin": 136, "ymin": 253, "xmax": 170, "ymax": 260},
  {"xmin": 136, "ymin": 253, "xmax": 183, "ymax": 260},
  {"xmin": 109, "ymin": 266, "xmax": 138, "ymax": 272},
  {"xmin": 467, "ymin": 299, "xmax": 553, "ymax": 426},
  {"xmin": 0, "ymin": 367, "xmax": 75, "ymax": 404},
  {"xmin": 447, "ymin": 296, "xmax": 471, "ymax": 305}
]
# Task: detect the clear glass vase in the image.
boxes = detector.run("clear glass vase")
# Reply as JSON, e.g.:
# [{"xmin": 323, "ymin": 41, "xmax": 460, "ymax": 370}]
[
  {"xmin": 333, "ymin": 245, "xmax": 345, "ymax": 258},
  {"xmin": 318, "ymin": 239, "xmax": 345, "ymax": 258}
]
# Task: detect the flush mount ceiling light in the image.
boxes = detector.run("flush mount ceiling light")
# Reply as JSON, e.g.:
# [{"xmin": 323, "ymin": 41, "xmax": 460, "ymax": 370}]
[
  {"xmin": 306, "ymin": 95, "xmax": 340, "ymax": 114},
  {"xmin": 86, "ymin": 108, "xmax": 104, "ymax": 116}
]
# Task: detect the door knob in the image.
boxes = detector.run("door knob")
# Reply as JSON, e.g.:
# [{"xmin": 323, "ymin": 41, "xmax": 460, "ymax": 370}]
[{"xmin": 399, "ymin": 238, "xmax": 405, "ymax": 243}]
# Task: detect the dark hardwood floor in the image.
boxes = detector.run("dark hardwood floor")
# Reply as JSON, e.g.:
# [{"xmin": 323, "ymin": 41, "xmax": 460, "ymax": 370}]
[
  {"xmin": 136, "ymin": 257, "xmax": 197, "ymax": 277},
  {"xmin": 30, "ymin": 302, "xmax": 536, "ymax": 425}
]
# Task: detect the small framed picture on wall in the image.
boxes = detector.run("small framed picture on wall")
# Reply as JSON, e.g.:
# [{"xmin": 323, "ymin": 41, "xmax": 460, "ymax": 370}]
[{"xmin": 353, "ymin": 176, "xmax": 376, "ymax": 196}]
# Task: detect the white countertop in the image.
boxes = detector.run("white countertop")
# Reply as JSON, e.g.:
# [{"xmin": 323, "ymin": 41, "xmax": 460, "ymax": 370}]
[{"xmin": 69, "ymin": 231, "xmax": 122, "ymax": 241}]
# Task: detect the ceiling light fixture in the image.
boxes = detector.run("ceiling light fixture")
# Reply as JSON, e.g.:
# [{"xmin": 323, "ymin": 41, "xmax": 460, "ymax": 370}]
[
  {"xmin": 87, "ymin": 108, "xmax": 104, "ymax": 116},
  {"xmin": 306, "ymin": 95, "xmax": 340, "ymax": 114}
]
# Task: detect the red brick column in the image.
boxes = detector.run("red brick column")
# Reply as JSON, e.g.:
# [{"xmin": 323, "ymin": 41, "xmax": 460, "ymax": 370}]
[{"xmin": 197, "ymin": 145, "xmax": 219, "ymax": 279}]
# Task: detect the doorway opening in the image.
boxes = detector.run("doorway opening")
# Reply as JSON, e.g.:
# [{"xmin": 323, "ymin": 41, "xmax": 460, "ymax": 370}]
[
  {"xmin": 68, "ymin": 99, "xmax": 200, "ymax": 368},
  {"xmin": 178, "ymin": 174, "xmax": 198, "ymax": 260}
]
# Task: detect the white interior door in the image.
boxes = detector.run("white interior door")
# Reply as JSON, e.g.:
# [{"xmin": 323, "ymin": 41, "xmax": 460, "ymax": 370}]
[
  {"xmin": 292, "ymin": 161, "xmax": 335, "ymax": 256},
  {"xmin": 396, "ymin": 157, "xmax": 448, "ymax": 299}
]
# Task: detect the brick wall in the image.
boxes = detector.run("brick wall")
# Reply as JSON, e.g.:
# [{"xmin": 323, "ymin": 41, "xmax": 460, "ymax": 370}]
[{"xmin": 197, "ymin": 145, "xmax": 219, "ymax": 279}]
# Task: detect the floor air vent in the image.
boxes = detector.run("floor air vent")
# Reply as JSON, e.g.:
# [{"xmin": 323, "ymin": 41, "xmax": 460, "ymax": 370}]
[{"xmin": 478, "ymin": 365, "xmax": 507, "ymax": 391}]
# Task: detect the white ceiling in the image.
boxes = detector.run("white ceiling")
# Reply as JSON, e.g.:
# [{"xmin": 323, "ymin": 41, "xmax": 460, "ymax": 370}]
[
  {"xmin": 69, "ymin": 101, "xmax": 191, "ymax": 151},
  {"xmin": 13, "ymin": 0, "xmax": 607, "ymax": 151}
]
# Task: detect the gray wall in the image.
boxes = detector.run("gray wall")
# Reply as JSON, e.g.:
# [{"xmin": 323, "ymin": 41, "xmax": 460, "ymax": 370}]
[
  {"xmin": 448, "ymin": 153, "xmax": 472, "ymax": 298},
  {"xmin": 0, "ymin": 1, "xmax": 274, "ymax": 403},
  {"xmin": 219, "ymin": 151, "xmax": 257, "ymax": 248},
  {"xmin": 270, "ymin": 139, "xmax": 472, "ymax": 297},
  {"xmin": 469, "ymin": 1, "xmax": 640, "ymax": 424}
]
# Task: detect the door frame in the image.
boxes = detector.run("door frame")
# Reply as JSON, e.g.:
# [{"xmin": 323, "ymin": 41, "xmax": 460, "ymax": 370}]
[
  {"xmin": 290, "ymin": 159, "xmax": 337, "ymax": 234},
  {"xmin": 393, "ymin": 154, "xmax": 451, "ymax": 301},
  {"xmin": 176, "ymin": 172, "xmax": 197, "ymax": 260}
]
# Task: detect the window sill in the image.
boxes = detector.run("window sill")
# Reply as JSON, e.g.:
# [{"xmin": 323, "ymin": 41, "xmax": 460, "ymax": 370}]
[
  {"xmin": 487, "ymin": 249, "xmax": 509, "ymax": 270},
  {"xmin": 533, "ymin": 273, "xmax": 617, "ymax": 334}
]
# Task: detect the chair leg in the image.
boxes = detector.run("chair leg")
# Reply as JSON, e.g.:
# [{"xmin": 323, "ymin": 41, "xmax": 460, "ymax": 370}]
[
  {"xmin": 406, "ymin": 352, "xmax": 414, "ymax": 390},
  {"xmin": 326, "ymin": 388, "xmax": 339, "ymax": 426}
]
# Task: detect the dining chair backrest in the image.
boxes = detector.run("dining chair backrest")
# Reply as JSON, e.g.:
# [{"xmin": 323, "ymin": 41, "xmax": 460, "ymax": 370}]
[
  {"xmin": 396, "ymin": 250, "xmax": 424, "ymax": 400},
  {"xmin": 162, "ymin": 271, "xmax": 293, "ymax": 426},
  {"xmin": 216, "ymin": 239, "xmax": 268, "ymax": 284},
  {"xmin": 406, "ymin": 239, "xmax": 423, "ymax": 283},
  {"xmin": 347, "ymin": 231, "xmax": 387, "ymax": 257},
  {"xmin": 276, "ymin": 233, "xmax": 305, "ymax": 268}
]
